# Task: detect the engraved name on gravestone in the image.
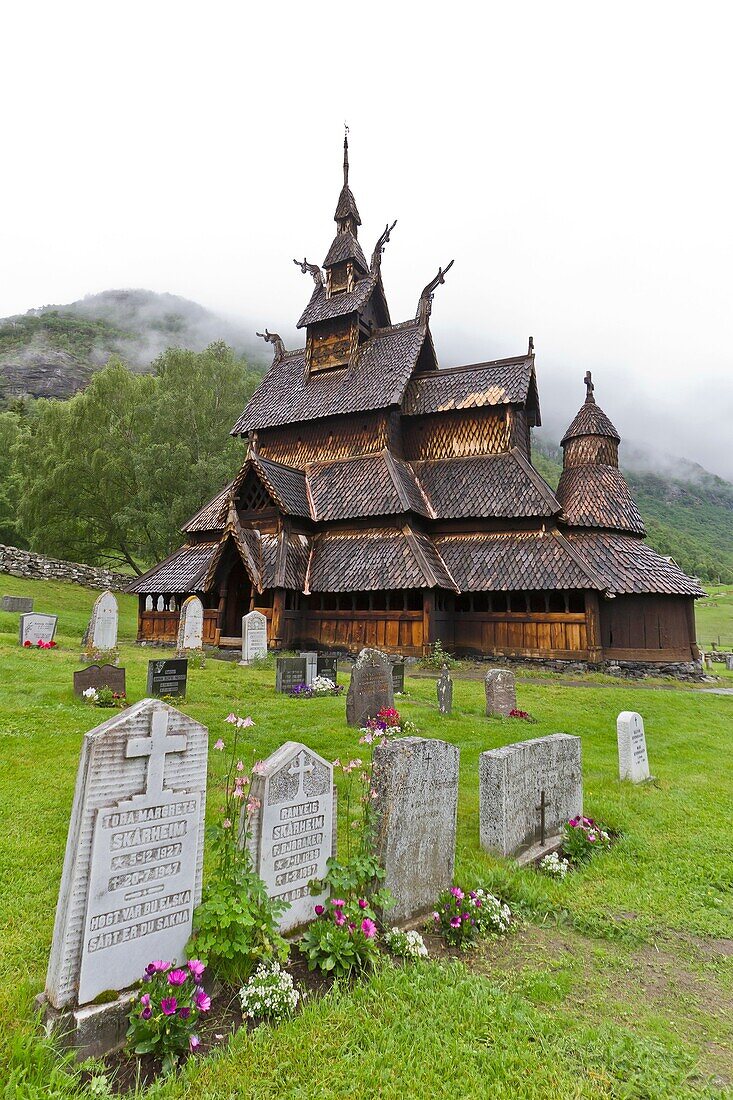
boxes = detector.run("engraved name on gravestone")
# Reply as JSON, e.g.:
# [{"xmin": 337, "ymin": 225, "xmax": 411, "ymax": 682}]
[
  {"xmin": 2, "ymin": 595, "xmax": 33, "ymax": 612},
  {"xmin": 19, "ymin": 612, "xmax": 58, "ymax": 646},
  {"xmin": 45, "ymin": 700, "xmax": 208, "ymax": 1008},
  {"xmin": 177, "ymin": 595, "xmax": 204, "ymax": 652},
  {"xmin": 479, "ymin": 734, "xmax": 582, "ymax": 858},
  {"xmin": 241, "ymin": 610, "xmax": 268, "ymax": 663},
  {"xmin": 316, "ymin": 655, "xmax": 338, "ymax": 684},
  {"xmin": 390, "ymin": 659, "xmax": 405, "ymax": 695},
  {"xmin": 372, "ymin": 737, "xmax": 459, "ymax": 922},
  {"xmin": 485, "ymin": 668, "xmax": 517, "ymax": 717},
  {"xmin": 346, "ymin": 648, "xmax": 394, "ymax": 727},
  {"xmin": 147, "ymin": 658, "xmax": 188, "ymax": 698},
  {"xmin": 84, "ymin": 591, "xmax": 119, "ymax": 652},
  {"xmin": 617, "ymin": 711, "xmax": 651, "ymax": 783},
  {"xmin": 437, "ymin": 666, "xmax": 453, "ymax": 714},
  {"xmin": 299, "ymin": 652, "xmax": 318, "ymax": 686},
  {"xmin": 74, "ymin": 664, "xmax": 126, "ymax": 699},
  {"xmin": 244, "ymin": 742, "xmax": 334, "ymax": 931},
  {"xmin": 275, "ymin": 657, "xmax": 307, "ymax": 694}
]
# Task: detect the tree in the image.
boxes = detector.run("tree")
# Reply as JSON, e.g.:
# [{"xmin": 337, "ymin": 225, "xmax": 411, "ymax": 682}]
[{"xmin": 0, "ymin": 411, "xmax": 28, "ymax": 546}]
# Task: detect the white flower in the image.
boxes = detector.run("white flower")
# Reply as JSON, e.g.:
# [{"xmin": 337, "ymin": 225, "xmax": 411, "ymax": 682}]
[
  {"xmin": 383, "ymin": 927, "xmax": 428, "ymax": 959},
  {"xmin": 539, "ymin": 852, "xmax": 570, "ymax": 879},
  {"xmin": 239, "ymin": 962, "xmax": 300, "ymax": 1021},
  {"xmin": 82, "ymin": 687, "xmax": 99, "ymax": 701}
]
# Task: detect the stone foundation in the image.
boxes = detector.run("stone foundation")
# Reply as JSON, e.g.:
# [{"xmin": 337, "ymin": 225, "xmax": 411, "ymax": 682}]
[
  {"xmin": 35, "ymin": 991, "xmax": 135, "ymax": 1060},
  {"xmin": 474, "ymin": 655, "xmax": 706, "ymax": 682},
  {"xmin": 0, "ymin": 544, "xmax": 129, "ymax": 591}
]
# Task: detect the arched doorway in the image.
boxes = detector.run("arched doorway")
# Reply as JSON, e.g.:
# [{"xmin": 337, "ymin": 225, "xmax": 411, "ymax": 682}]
[{"xmin": 218, "ymin": 549, "xmax": 252, "ymax": 642}]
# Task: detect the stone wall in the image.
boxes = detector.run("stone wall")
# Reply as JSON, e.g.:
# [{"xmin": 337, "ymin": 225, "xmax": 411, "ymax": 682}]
[{"xmin": 0, "ymin": 545, "xmax": 130, "ymax": 592}]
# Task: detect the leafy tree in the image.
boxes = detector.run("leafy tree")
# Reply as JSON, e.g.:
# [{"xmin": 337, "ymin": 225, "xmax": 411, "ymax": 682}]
[{"xmin": 0, "ymin": 411, "xmax": 28, "ymax": 546}]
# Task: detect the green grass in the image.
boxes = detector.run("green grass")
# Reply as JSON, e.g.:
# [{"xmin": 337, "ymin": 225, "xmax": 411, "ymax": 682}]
[
  {"xmin": 1, "ymin": 578, "xmax": 732, "ymax": 1098},
  {"xmin": 696, "ymin": 586, "xmax": 733, "ymax": 649}
]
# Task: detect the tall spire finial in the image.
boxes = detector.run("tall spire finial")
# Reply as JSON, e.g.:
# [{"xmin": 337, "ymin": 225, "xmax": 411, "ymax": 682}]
[
  {"xmin": 584, "ymin": 370, "xmax": 595, "ymax": 404},
  {"xmin": 343, "ymin": 123, "xmax": 349, "ymax": 186}
]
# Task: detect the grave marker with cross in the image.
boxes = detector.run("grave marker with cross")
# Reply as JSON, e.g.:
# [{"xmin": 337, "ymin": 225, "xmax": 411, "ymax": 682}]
[
  {"xmin": 126, "ymin": 708, "xmax": 187, "ymax": 796},
  {"xmin": 288, "ymin": 750, "xmax": 314, "ymax": 794}
]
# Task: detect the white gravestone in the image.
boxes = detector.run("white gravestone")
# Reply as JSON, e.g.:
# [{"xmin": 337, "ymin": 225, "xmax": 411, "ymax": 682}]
[
  {"xmin": 479, "ymin": 734, "xmax": 582, "ymax": 859},
  {"xmin": 85, "ymin": 591, "xmax": 118, "ymax": 651},
  {"xmin": 617, "ymin": 711, "xmax": 651, "ymax": 783},
  {"xmin": 45, "ymin": 699, "xmax": 208, "ymax": 1009},
  {"xmin": 19, "ymin": 612, "xmax": 58, "ymax": 646},
  {"xmin": 145, "ymin": 595, "xmax": 153, "ymax": 611},
  {"xmin": 156, "ymin": 596, "xmax": 165, "ymax": 612},
  {"xmin": 244, "ymin": 742, "xmax": 334, "ymax": 932},
  {"xmin": 299, "ymin": 651, "xmax": 318, "ymax": 686},
  {"xmin": 241, "ymin": 610, "xmax": 268, "ymax": 663},
  {"xmin": 177, "ymin": 595, "xmax": 204, "ymax": 651}
]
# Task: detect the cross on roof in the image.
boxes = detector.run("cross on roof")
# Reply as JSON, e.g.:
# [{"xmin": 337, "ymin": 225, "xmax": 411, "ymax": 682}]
[
  {"xmin": 126, "ymin": 708, "xmax": 187, "ymax": 796},
  {"xmin": 288, "ymin": 750, "xmax": 314, "ymax": 793},
  {"xmin": 584, "ymin": 370, "xmax": 595, "ymax": 404}
]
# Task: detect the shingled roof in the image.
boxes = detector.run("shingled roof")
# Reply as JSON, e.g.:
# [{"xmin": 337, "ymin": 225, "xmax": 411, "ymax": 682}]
[
  {"xmin": 561, "ymin": 400, "xmax": 620, "ymax": 444},
  {"xmin": 413, "ymin": 450, "xmax": 560, "ymax": 519},
  {"xmin": 557, "ymin": 465, "xmax": 645, "ymax": 534},
  {"xmin": 565, "ymin": 533, "xmax": 706, "ymax": 596},
  {"xmin": 251, "ymin": 455, "xmax": 310, "ymax": 518},
  {"xmin": 434, "ymin": 530, "xmax": 605, "ymax": 592},
  {"xmin": 183, "ymin": 483, "xmax": 232, "ymax": 533},
  {"xmin": 126, "ymin": 541, "xmax": 221, "ymax": 594},
  {"xmin": 306, "ymin": 525, "xmax": 457, "ymax": 592},
  {"xmin": 323, "ymin": 230, "xmax": 369, "ymax": 272},
  {"xmin": 297, "ymin": 275, "xmax": 376, "ymax": 328},
  {"xmin": 307, "ymin": 451, "xmax": 432, "ymax": 521},
  {"xmin": 402, "ymin": 355, "xmax": 537, "ymax": 416}
]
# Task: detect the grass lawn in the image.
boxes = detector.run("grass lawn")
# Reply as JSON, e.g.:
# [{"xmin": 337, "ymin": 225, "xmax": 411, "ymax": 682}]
[
  {"xmin": 1, "ymin": 578, "xmax": 732, "ymax": 1098},
  {"xmin": 697, "ymin": 586, "xmax": 733, "ymax": 649}
]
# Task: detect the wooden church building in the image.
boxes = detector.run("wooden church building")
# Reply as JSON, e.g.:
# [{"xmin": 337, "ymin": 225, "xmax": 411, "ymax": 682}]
[{"xmin": 128, "ymin": 138, "xmax": 703, "ymax": 668}]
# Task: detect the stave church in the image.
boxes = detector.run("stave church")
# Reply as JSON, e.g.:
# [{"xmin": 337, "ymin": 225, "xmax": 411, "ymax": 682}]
[{"xmin": 128, "ymin": 137, "xmax": 703, "ymax": 669}]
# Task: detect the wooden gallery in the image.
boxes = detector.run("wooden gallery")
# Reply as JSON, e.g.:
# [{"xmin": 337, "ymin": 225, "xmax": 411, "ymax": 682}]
[{"xmin": 129, "ymin": 139, "xmax": 703, "ymax": 669}]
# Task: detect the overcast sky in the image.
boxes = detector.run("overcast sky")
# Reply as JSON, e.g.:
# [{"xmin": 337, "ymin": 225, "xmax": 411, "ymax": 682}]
[{"xmin": 2, "ymin": 2, "xmax": 731, "ymax": 477}]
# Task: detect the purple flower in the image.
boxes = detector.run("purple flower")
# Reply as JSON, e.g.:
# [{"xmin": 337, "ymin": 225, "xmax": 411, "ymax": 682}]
[
  {"xmin": 193, "ymin": 987, "xmax": 211, "ymax": 1012},
  {"xmin": 358, "ymin": 898, "xmax": 368, "ymax": 909},
  {"xmin": 314, "ymin": 904, "xmax": 325, "ymax": 916},
  {"xmin": 450, "ymin": 887, "xmax": 464, "ymax": 900},
  {"xmin": 188, "ymin": 959, "xmax": 205, "ymax": 981},
  {"xmin": 432, "ymin": 911, "xmax": 440, "ymax": 922},
  {"xmin": 450, "ymin": 917, "xmax": 461, "ymax": 929},
  {"xmin": 361, "ymin": 918, "xmax": 377, "ymax": 938},
  {"xmin": 168, "ymin": 968, "xmax": 188, "ymax": 986},
  {"xmin": 147, "ymin": 959, "xmax": 171, "ymax": 974},
  {"xmin": 140, "ymin": 993, "xmax": 150, "ymax": 1007},
  {"xmin": 141, "ymin": 1006, "xmax": 152, "ymax": 1020},
  {"xmin": 161, "ymin": 997, "xmax": 177, "ymax": 1016},
  {"xmin": 189, "ymin": 1034, "xmax": 200, "ymax": 1052},
  {"xmin": 335, "ymin": 911, "xmax": 346, "ymax": 927},
  {"xmin": 331, "ymin": 898, "xmax": 346, "ymax": 908},
  {"xmin": 179, "ymin": 1006, "xmax": 191, "ymax": 1019}
]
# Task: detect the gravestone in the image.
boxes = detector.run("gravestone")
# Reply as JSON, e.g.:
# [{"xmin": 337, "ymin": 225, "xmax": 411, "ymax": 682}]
[
  {"xmin": 479, "ymin": 734, "xmax": 582, "ymax": 861},
  {"xmin": 43, "ymin": 699, "xmax": 207, "ymax": 1037},
  {"xmin": 19, "ymin": 612, "xmax": 58, "ymax": 646},
  {"xmin": 437, "ymin": 665, "xmax": 453, "ymax": 714},
  {"xmin": 177, "ymin": 595, "xmax": 204, "ymax": 652},
  {"xmin": 316, "ymin": 655, "xmax": 338, "ymax": 684},
  {"xmin": 74, "ymin": 664, "xmax": 126, "ymax": 699},
  {"xmin": 299, "ymin": 651, "xmax": 318, "ymax": 686},
  {"xmin": 727, "ymin": 656, "xmax": 733, "ymax": 672},
  {"xmin": 485, "ymin": 668, "xmax": 516, "ymax": 717},
  {"xmin": 276, "ymin": 657, "xmax": 307, "ymax": 694},
  {"xmin": 372, "ymin": 737, "xmax": 459, "ymax": 922},
  {"xmin": 244, "ymin": 741, "xmax": 335, "ymax": 932},
  {"xmin": 2, "ymin": 595, "xmax": 33, "ymax": 612},
  {"xmin": 84, "ymin": 591, "xmax": 118, "ymax": 652},
  {"xmin": 144, "ymin": 595, "xmax": 153, "ymax": 611},
  {"xmin": 346, "ymin": 647, "xmax": 394, "ymax": 727},
  {"xmin": 617, "ymin": 711, "xmax": 651, "ymax": 783},
  {"xmin": 390, "ymin": 658, "xmax": 405, "ymax": 695},
  {"xmin": 241, "ymin": 610, "xmax": 268, "ymax": 663},
  {"xmin": 156, "ymin": 596, "xmax": 165, "ymax": 611},
  {"xmin": 146, "ymin": 658, "xmax": 188, "ymax": 698}
]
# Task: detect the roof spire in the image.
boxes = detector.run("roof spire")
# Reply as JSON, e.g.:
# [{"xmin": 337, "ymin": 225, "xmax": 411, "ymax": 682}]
[
  {"xmin": 584, "ymin": 370, "xmax": 595, "ymax": 404},
  {"xmin": 343, "ymin": 123, "xmax": 349, "ymax": 187},
  {"xmin": 334, "ymin": 128, "xmax": 361, "ymax": 230}
]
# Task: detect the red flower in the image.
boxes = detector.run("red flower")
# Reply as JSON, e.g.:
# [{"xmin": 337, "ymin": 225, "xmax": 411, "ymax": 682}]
[{"xmin": 23, "ymin": 640, "xmax": 31, "ymax": 647}]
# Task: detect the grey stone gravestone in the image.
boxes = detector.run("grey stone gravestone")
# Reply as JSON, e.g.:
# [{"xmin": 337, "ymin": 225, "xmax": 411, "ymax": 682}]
[
  {"xmin": 390, "ymin": 659, "xmax": 405, "ymax": 695},
  {"xmin": 316, "ymin": 655, "xmax": 338, "ymax": 684},
  {"xmin": 241, "ymin": 610, "xmax": 268, "ymax": 663},
  {"xmin": 156, "ymin": 596, "xmax": 165, "ymax": 611},
  {"xmin": 479, "ymin": 734, "xmax": 582, "ymax": 860},
  {"xmin": 19, "ymin": 612, "xmax": 58, "ymax": 646},
  {"xmin": 617, "ymin": 711, "xmax": 651, "ymax": 783},
  {"xmin": 727, "ymin": 656, "xmax": 733, "ymax": 672},
  {"xmin": 485, "ymin": 668, "xmax": 517, "ymax": 717},
  {"xmin": 2, "ymin": 594, "xmax": 33, "ymax": 612},
  {"xmin": 147, "ymin": 658, "xmax": 188, "ymax": 698},
  {"xmin": 299, "ymin": 651, "xmax": 318, "ymax": 686},
  {"xmin": 144, "ymin": 595, "xmax": 153, "ymax": 611},
  {"xmin": 276, "ymin": 657, "xmax": 307, "ymax": 693},
  {"xmin": 44, "ymin": 699, "xmax": 207, "ymax": 1023},
  {"xmin": 84, "ymin": 590, "xmax": 119, "ymax": 652},
  {"xmin": 177, "ymin": 595, "xmax": 204, "ymax": 652},
  {"xmin": 437, "ymin": 666, "xmax": 453, "ymax": 714},
  {"xmin": 244, "ymin": 741, "xmax": 335, "ymax": 932},
  {"xmin": 346, "ymin": 648, "xmax": 394, "ymax": 727},
  {"xmin": 372, "ymin": 737, "xmax": 459, "ymax": 922},
  {"xmin": 74, "ymin": 664, "xmax": 126, "ymax": 699}
]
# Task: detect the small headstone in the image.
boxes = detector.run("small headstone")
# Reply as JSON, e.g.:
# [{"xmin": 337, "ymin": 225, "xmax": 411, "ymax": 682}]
[
  {"xmin": 177, "ymin": 595, "xmax": 204, "ymax": 652},
  {"xmin": 726, "ymin": 656, "xmax": 733, "ymax": 672},
  {"xmin": 372, "ymin": 737, "xmax": 459, "ymax": 921},
  {"xmin": 276, "ymin": 657, "xmax": 307, "ymax": 693},
  {"xmin": 19, "ymin": 612, "xmax": 58, "ymax": 646},
  {"xmin": 346, "ymin": 648, "xmax": 394, "ymax": 727},
  {"xmin": 299, "ymin": 651, "xmax": 318, "ymax": 686},
  {"xmin": 617, "ymin": 711, "xmax": 651, "ymax": 783},
  {"xmin": 485, "ymin": 668, "xmax": 517, "ymax": 717},
  {"xmin": 479, "ymin": 734, "xmax": 582, "ymax": 858},
  {"xmin": 706, "ymin": 656, "xmax": 714, "ymax": 669},
  {"xmin": 85, "ymin": 591, "xmax": 118, "ymax": 652},
  {"xmin": 244, "ymin": 741, "xmax": 334, "ymax": 932},
  {"xmin": 74, "ymin": 665, "xmax": 126, "ymax": 699},
  {"xmin": 146, "ymin": 658, "xmax": 188, "ymax": 698},
  {"xmin": 390, "ymin": 659, "xmax": 405, "ymax": 695},
  {"xmin": 45, "ymin": 699, "xmax": 208, "ymax": 1009},
  {"xmin": 316, "ymin": 655, "xmax": 338, "ymax": 684},
  {"xmin": 241, "ymin": 610, "xmax": 268, "ymax": 663},
  {"xmin": 144, "ymin": 595, "xmax": 153, "ymax": 611},
  {"xmin": 168, "ymin": 596, "xmax": 176, "ymax": 612},
  {"xmin": 437, "ymin": 665, "xmax": 453, "ymax": 714},
  {"xmin": 156, "ymin": 596, "xmax": 165, "ymax": 612},
  {"xmin": 2, "ymin": 595, "xmax": 33, "ymax": 612}
]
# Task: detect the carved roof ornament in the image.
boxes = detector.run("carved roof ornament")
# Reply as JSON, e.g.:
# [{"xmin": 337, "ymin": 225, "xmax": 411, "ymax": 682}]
[
  {"xmin": 584, "ymin": 370, "xmax": 595, "ymax": 404},
  {"xmin": 416, "ymin": 260, "xmax": 455, "ymax": 325},
  {"xmin": 293, "ymin": 257, "xmax": 325, "ymax": 287},
  {"xmin": 256, "ymin": 329, "xmax": 286, "ymax": 362},
  {"xmin": 371, "ymin": 220, "xmax": 398, "ymax": 275},
  {"xmin": 528, "ymin": 336, "xmax": 535, "ymax": 355},
  {"xmin": 334, "ymin": 126, "xmax": 361, "ymax": 227}
]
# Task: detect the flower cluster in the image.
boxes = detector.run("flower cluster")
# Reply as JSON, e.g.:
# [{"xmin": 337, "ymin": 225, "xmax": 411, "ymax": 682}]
[
  {"xmin": 289, "ymin": 677, "xmax": 343, "ymax": 698},
  {"xmin": 82, "ymin": 686, "xmax": 126, "ymax": 708},
  {"xmin": 239, "ymin": 961, "xmax": 301, "ymax": 1022},
  {"xmin": 538, "ymin": 851, "xmax": 571, "ymax": 879},
  {"xmin": 562, "ymin": 815, "xmax": 612, "ymax": 863},
  {"xmin": 359, "ymin": 706, "xmax": 419, "ymax": 744},
  {"xmin": 432, "ymin": 886, "xmax": 511, "ymax": 948},
  {"xmin": 508, "ymin": 708, "xmax": 537, "ymax": 722},
  {"xmin": 126, "ymin": 959, "xmax": 211, "ymax": 1074},
  {"xmin": 470, "ymin": 889, "xmax": 512, "ymax": 936},
  {"xmin": 23, "ymin": 639, "xmax": 57, "ymax": 649},
  {"xmin": 382, "ymin": 927, "xmax": 428, "ymax": 960},
  {"xmin": 300, "ymin": 897, "xmax": 381, "ymax": 977}
]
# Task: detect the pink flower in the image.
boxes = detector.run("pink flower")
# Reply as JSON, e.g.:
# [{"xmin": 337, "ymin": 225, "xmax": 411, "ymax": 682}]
[
  {"xmin": 214, "ymin": 738, "xmax": 225, "ymax": 751},
  {"xmin": 189, "ymin": 1034, "xmax": 200, "ymax": 1051},
  {"xmin": 140, "ymin": 993, "xmax": 151, "ymax": 1007},
  {"xmin": 450, "ymin": 917, "xmax": 461, "ymax": 929},
  {"xmin": 225, "ymin": 714, "xmax": 238, "ymax": 724},
  {"xmin": 232, "ymin": 788, "xmax": 244, "ymax": 799},
  {"xmin": 193, "ymin": 987, "xmax": 211, "ymax": 1012},
  {"xmin": 332, "ymin": 758, "xmax": 341, "ymax": 768},
  {"xmin": 236, "ymin": 716, "xmax": 254, "ymax": 728},
  {"xmin": 188, "ymin": 959, "xmax": 205, "ymax": 981},
  {"xmin": 161, "ymin": 997, "xmax": 177, "ymax": 1016},
  {"xmin": 141, "ymin": 1006, "xmax": 152, "ymax": 1019},
  {"xmin": 179, "ymin": 1006, "xmax": 191, "ymax": 1019},
  {"xmin": 358, "ymin": 898, "xmax": 368, "ymax": 909},
  {"xmin": 246, "ymin": 797, "xmax": 261, "ymax": 814},
  {"xmin": 450, "ymin": 887, "xmax": 464, "ymax": 900},
  {"xmin": 432, "ymin": 912, "xmax": 440, "ymax": 922},
  {"xmin": 359, "ymin": 732, "xmax": 373, "ymax": 745},
  {"xmin": 349, "ymin": 922, "xmax": 356, "ymax": 930},
  {"xmin": 222, "ymin": 819, "xmax": 232, "ymax": 829},
  {"xmin": 252, "ymin": 761, "xmax": 266, "ymax": 776},
  {"xmin": 168, "ymin": 968, "xmax": 188, "ymax": 985},
  {"xmin": 361, "ymin": 918, "xmax": 376, "ymax": 938},
  {"xmin": 147, "ymin": 960, "xmax": 171, "ymax": 974},
  {"xmin": 331, "ymin": 899, "xmax": 346, "ymax": 908},
  {"xmin": 314, "ymin": 904, "xmax": 325, "ymax": 915},
  {"xmin": 335, "ymin": 911, "xmax": 346, "ymax": 926}
]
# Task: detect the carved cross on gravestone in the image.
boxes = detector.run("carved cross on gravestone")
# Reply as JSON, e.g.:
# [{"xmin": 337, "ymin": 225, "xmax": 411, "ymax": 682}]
[
  {"xmin": 536, "ymin": 789, "xmax": 550, "ymax": 847},
  {"xmin": 288, "ymin": 750, "xmax": 314, "ymax": 794},
  {"xmin": 126, "ymin": 709, "xmax": 187, "ymax": 796}
]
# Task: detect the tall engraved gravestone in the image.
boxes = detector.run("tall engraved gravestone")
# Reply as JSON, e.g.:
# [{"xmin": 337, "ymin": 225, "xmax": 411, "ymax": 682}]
[
  {"xmin": 42, "ymin": 700, "xmax": 207, "ymax": 1055},
  {"xmin": 241, "ymin": 610, "xmax": 268, "ymax": 663},
  {"xmin": 19, "ymin": 612, "xmax": 58, "ymax": 645},
  {"xmin": 84, "ymin": 591, "xmax": 118, "ymax": 652},
  {"xmin": 372, "ymin": 737, "xmax": 459, "ymax": 922},
  {"xmin": 299, "ymin": 651, "xmax": 318, "ymax": 686},
  {"xmin": 390, "ymin": 658, "xmax": 405, "ymax": 695},
  {"xmin": 346, "ymin": 648, "xmax": 394, "ymax": 727},
  {"xmin": 617, "ymin": 711, "xmax": 651, "ymax": 783},
  {"xmin": 275, "ymin": 657, "xmax": 307, "ymax": 693},
  {"xmin": 437, "ymin": 666, "xmax": 453, "ymax": 714},
  {"xmin": 244, "ymin": 742, "xmax": 334, "ymax": 932},
  {"xmin": 485, "ymin": 668, "xmax": 517, "ymax": 717},
  {"xmin": 177, "ymin": 595, "xmax": 204, "ymax": 652},
  {"xmin": 479, "ymin": 734, "xmax": 582, "ymax": 861}
]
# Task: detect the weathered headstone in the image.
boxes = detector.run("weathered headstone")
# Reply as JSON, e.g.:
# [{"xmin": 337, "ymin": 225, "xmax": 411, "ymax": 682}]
[
  {"xmin": 726, "ymin": 655, "xmax": 733, "ymax": 672},
  {"xmin": 44, "ymin": 699, "xmax": 207, "ymax": 1023},
  {"xmin": 146, "ymin": 658, "xmax": 188, "ymax": 698},
  {"xmin": 390, "ymin": 658, "xmax": 405, "ymax": 695},
  {"xmin": 2, "ymin": 594, "xmax": 33, "ymax": 612},
  {"xmin": 244, "ymin": 741, "xmax": 334, "ymax": 932},
  {"xmin": 372, "ymin": 737, "xmax": 459, "ymax": 921},
  {"xmin": 84, "ymin": 591, "xmax": 119, "ymax": 652},
  {"xmin": 617, "ymin": 711, "xmax": 651, "ymax": 783},
  {"xmin": 156, "ymin": 596, "xmax": 165, "ymax": 612},
  {"xmin": 437, "ymin": 665, "xmax": 453, "ymax": 714},
  {"xmin": 144, "ymin": 595, "xmax": 153, "ymax": 611},
  {"xmin": 177, "ymin": 595, "xmax": 204, "ymax": 652},
  {"xmin": 241, "ymin": 610, "xmax": 268, "ymax": 663},
  {"xmin": 346, "ymin": 648, "xmax": 394, "ymax": 727},
  {"xmin": 19, "ymin": 612, "xmax": 58, "ymax": 646},
  {"xmin": 316, "ymin": 655, "xmax": 338, "ymax": 684},
  {"xmin": 485, "ymin": 668, "xmax": 517, "ymax": 717},
  {"xmin": 276, "ymin": 656, "xmax": 307, "ymax": 693},
  {"xmin": 299, "ymin": 651, "xmax": 318, "ymax": 686},
  {"xmin": 479, "ymin": 734, "xmax": 582, "ymax": 860},
  {"xmin": 74, "ymin": 665, "xmax": 126, "ymax": 699}
]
